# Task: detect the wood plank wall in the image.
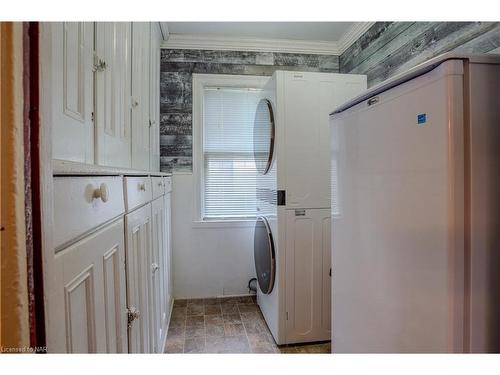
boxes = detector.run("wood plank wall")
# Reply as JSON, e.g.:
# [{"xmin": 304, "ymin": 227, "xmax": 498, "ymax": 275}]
[
  {"xmin": 160, "ymin": 50, "xmax": 339, "ymax": 172},
  {"xmin": 340, "ymin": 22, "xmax": 500, "ymax": 86}
]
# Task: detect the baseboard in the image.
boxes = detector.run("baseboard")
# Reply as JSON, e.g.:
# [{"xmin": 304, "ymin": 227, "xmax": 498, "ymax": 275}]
[{"xmin": 173, "ymin": 293, "xmax": 257, "ymax": 300}]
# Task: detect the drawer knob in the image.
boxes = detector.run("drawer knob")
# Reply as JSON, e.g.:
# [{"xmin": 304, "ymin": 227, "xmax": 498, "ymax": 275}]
[
  {"xmin": 93, "ymin": 183, "xmax": 109, "ymax": 203},
  {"xmin": 139, "ymin": 183, "xmax": 146, "ymax": 191},
  {"xmin": 158, "ymin": 181, "xmax": 163, "ymax": 187}
]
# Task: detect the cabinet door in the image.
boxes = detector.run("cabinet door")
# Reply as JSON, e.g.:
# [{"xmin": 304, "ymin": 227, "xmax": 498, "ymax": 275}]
[
  {"xmin": 54, "ymin": 219, "xmax": 127, "ymax": 353},
  {"xmin": 51, "ymin": 22, "xmax": 94, "ymax": 163},
  {"xmin": 149, "ymin": 23, "xmax": 161, "ymax": 172},
  {"xmin": 285, "ymin": 208, "xmax": 331, "ymax": 343},
  {"xmin": 164, "ymin": 192, "xmax": 173, "ymax": 316},
  {"xmin": 131, "ymin": 22, "xmax": 151, "ymax": 170},
  {"xmin": 151, "ymin": 197, "xmax": 167, "ymax": 352},
  {"xmin": 95, "ymin": 22, "xmax": 132, "ymax": 168},
  {"xmin": 125, "ymin": 204, "xmax": 152, "ymax": 353}
]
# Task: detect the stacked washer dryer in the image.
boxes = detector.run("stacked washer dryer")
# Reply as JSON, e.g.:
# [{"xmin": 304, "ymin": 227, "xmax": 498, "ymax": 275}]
[{"xmin": 253, "ymin": 70, "xmax": 366, "ymax": 345}]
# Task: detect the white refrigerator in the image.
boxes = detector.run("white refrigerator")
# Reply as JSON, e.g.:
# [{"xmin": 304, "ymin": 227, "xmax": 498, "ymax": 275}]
[{"xmin": 329, "ymin": 54, "xmax": 500, "ymax": 353}]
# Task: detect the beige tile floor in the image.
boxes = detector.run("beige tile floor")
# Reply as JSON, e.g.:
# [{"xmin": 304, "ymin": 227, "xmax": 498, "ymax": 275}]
[{"xmin": 165, "ymin": 296, "xmax": 331, "ymax": 354}]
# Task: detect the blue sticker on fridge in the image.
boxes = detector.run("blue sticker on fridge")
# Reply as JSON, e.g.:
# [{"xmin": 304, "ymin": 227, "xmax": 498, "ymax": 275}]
[{"xmin": 417, "ymin": 113, "xmax": 427, "ymax": 125}]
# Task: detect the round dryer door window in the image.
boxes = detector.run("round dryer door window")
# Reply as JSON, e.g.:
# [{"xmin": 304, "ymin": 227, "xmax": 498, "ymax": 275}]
[
  {"xmin": 254, "ymin": 217, "xmax": 276, "ymax": 294},
  {"xmin": 253, "ymin": 98, "xmax": 275, "ymax": 175}
]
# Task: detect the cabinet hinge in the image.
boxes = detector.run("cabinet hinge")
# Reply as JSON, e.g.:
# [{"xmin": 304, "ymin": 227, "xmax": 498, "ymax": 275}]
[
  {"xmin": 286, "ymin": 312, "xmax": 289, "ymax": 320},
  {"xmin": 91, "ymin": 111, "xmax": 94, "ymax": 123}
]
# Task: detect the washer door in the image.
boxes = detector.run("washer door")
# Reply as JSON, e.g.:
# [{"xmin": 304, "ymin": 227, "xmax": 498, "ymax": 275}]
[
  {"xmin": 254, "ymin": 216, "xmax": 276, "ymax": 294},
  {"xmin": 253, "ymin": 98, "xmax": 275, "ymax": 175}
]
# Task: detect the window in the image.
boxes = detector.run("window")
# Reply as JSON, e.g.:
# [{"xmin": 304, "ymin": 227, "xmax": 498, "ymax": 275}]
[{"xmin": 193, "ymin": 74, "xmax": 269, "ymax": 223}]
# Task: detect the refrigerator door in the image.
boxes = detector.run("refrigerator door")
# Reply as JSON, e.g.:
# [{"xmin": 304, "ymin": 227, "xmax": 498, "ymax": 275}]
[{"xmin": 330, "ymin": 60, "xmax": 466, "ymax": 353}]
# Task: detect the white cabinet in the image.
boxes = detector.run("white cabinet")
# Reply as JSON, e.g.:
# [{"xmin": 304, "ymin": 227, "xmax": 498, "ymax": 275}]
[
  {"xmin": 53, "ymin": 218, "xmax": 128, "ymax": 353},
  {"xmin": 51, "ymin": 22, "xmax": 94, "ymax": 163},
  {"xmin": 131, "ymin": 23, "xmax": 151, "ymax": 170},
  {"xmin": 42, "ymin": 22, "xmax": 171, "ymax": 354},
  {"xmin": 47, "ymin": 173, "xmax": 171, "ymax": 354},
  {"xmin": 125, "ymin": 203, "xmax": 153, "ymax": 353},
  {"xmin": 149, "ymin": 180, "xmax": 172, "ymax": 353},
  {"xmin": 95, "ymin": 22, "xmax": 132, "ymax": 168},
  {"xmin": 50, "ymin": 22, "xmax": 163, "ymax": 172},
  {"xmin": 149, "ymin": 23, "xmax": 162, "ymax": 172},
  {"xmin": 285, "ymin": 208, "xmax": 331, "ymax": 343},
  {"xmin": 151, "ymin": 197, "xmax": 167, "ymax": 352}
]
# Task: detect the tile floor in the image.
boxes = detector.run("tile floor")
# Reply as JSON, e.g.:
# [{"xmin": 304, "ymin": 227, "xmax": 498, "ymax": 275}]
[{"xmin": 165, "ymin": 296, "xmax": 331, "ymax": 354}]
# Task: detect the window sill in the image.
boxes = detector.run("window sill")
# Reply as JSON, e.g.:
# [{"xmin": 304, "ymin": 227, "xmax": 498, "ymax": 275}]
[{"xmin": 192, "ymin": 219, "xmax": 256, "ymax": 229}]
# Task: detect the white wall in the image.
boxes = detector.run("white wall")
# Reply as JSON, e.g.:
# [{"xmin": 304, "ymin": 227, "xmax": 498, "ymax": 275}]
[{"xmin": 171, "ymin": 173, "xmax": 256, "ymax": 298}]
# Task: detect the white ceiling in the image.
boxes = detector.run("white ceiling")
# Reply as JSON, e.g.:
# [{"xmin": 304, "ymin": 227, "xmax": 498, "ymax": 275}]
[
  {"xmin": 167, "ymin": 22, "xmax": 356, "ymax": 42},
  {"xmin": 162, "ymin": 22, "xmax": 374, "ymax": 55}
]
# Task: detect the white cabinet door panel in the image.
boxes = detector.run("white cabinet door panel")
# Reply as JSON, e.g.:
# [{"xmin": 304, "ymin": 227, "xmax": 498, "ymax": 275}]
[
  {"xmin": 131, "ymin": 22, "xmax": 151, "ymax": 170},
  {"xmin": 125, "ymin": 204, "xmax": 152, "ymax": 353},
  {"xmin": 149, "ymin": 22, "xmax": 161, "ymax": 172},
  {"xmin": 151, "ymin": 197, "xmax": 167, "ymax": 352},
  {"xmin": 52, "ymin": 22, "xmax": 94, "ymax": 163},
  {"xmin": 164, "ymin": 191, "xmax": 173, "ymax": 318},
  {"xmin": 95, "ymin": 22, "xmax": 132, "ymax": 168},
  {"xmin": 54, "ymin": 218, "xmax": 127, "ymax": 353}
]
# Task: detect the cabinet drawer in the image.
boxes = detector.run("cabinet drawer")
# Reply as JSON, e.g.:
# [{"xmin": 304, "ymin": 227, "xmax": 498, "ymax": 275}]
[
  {"xmin": 151, "ymin": 176, "xmax": 165, "ymax": 200},
  {"xmin": 53, "ymin": 176, "xmax": 125, "ymax": 250},
  {"xmin": 124, "ymin": 176, "xmax": 152, "ymax": 211},
  {"xmin": 164, "ymin": 176, "xmax": 172, "ymax": 194}
]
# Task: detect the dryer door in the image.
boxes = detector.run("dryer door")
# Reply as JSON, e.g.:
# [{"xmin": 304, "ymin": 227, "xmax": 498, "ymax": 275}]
[
  {"xmin": 254, "ymin": 216, "xmax": 276, "ymax": 294},
  {"xmin": 253, "ymin": 98, "xmax": 275, "ymax": 175}
]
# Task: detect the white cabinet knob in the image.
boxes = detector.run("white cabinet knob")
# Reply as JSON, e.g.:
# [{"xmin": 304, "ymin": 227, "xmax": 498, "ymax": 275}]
[
  {"xmin": 127, "ymin": 306, "xmax": 140, "ymax": 327},
  {"xmin": 93, "ymin": 183, "xmax": 109, "ymax": 202},
  {"xmin": 152, "ymin": 263, "xmax": 159, "ymax": 273},
  {"xmin": 158, "ymin": 181, "xmax": 163, "ymax": 187},
  {"xmin": 139, "ymin": 183, "xmax": 146, "ymax": 191}
]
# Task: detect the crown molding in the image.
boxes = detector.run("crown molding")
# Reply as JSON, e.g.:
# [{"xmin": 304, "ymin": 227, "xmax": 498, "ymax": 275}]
[
  {"xmin": 338, "ymin": 22, "xmax": 376, "ymax": 54},
  {"xmin": 162, "ymin": 33, "xmax": 341, "ymax": 55},
  {"xmin": 159, "ymin": 22, "xmax": 170, "ymax": 41},
  {"xmin": 161, "ymin": 22, "xmax": 375, "ymax": 56}
]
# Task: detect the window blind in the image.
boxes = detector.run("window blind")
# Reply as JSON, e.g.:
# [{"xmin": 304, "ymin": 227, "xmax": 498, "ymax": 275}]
[{"xmin": 203, "ymin": 87, "xmax": 262, "ymax": 219}]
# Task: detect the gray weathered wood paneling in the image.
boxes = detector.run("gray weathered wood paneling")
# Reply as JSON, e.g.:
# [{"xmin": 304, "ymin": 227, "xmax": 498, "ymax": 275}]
[
  {"xmin": 160, "ymin": 49, "xmax": 339, "ymax": 172},
  {"xmin": 340, "ymin": 22, "xmax": 500, "ymax": 86}
]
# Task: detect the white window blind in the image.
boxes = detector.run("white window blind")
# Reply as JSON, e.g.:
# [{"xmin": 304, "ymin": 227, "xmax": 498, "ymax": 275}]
[{"xmin": 202, "ymin": 87, "xmax": 262, "ymax": 219}]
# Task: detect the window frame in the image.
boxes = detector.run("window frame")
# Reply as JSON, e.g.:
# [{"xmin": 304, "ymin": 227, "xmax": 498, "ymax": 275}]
[{"xmin": 192, "ymin": 73, "xmax": 270, "ymax": 227}]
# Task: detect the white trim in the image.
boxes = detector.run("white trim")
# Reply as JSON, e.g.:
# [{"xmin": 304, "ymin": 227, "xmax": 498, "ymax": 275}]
[
  {"xmin": 192, "ymin": 73, "xmax": 270, "ymax": 224},
  {"xmin": 159, "ymin": 22, "xmax": 169, "ymax": 41},
  {"xmin": 338, "ymin": 22, "xmax": 376, "ymax": 54},
  {"xmin": 161, "ymin": 22, "xmax": 374, "ymax": 56},
  {"xmin": 191, "ymin": 220, "xmax": 257, "ymax": 229},
  {"xmin": 162, "ymin": 33, "xmax": 341, "ymax": 55},
  {"xmin": 40, "ymin": 22, "xmax": 58, "ymax": 351}
]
